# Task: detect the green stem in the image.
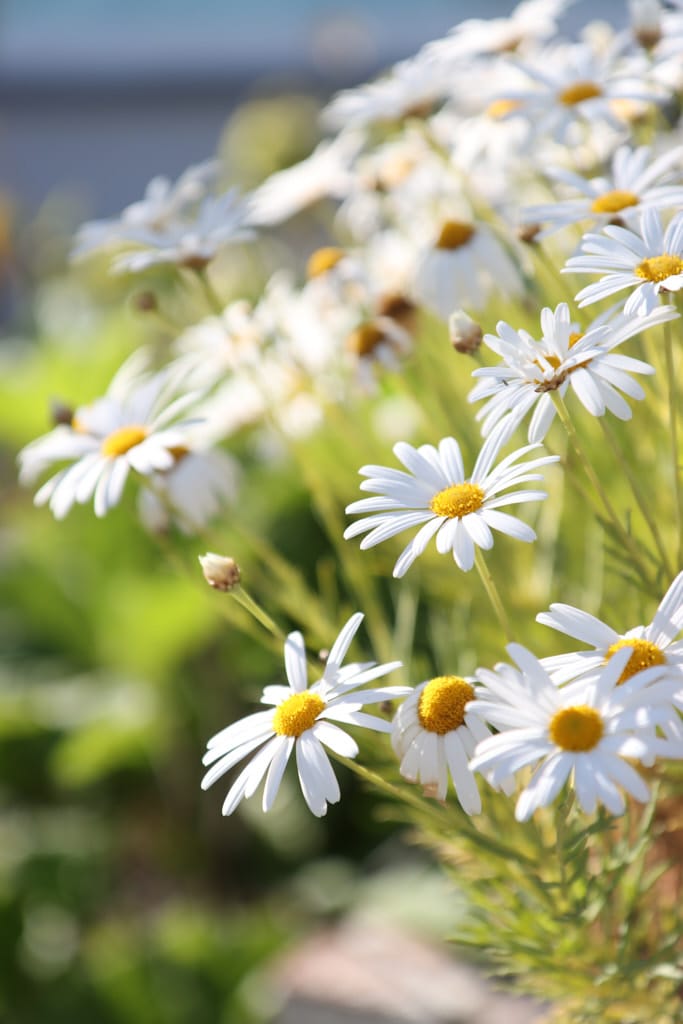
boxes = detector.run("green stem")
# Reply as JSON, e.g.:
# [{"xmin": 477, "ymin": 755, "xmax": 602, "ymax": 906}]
[
  {"xmin": 193, "ymin": 265, "xmax": 224, "ymax": 314},
  {"xmin": 599, "ymin": 418, "xmax": 673, "ymax": 580},
  {"xmin": 230, "ymin": 586, "xmax": 285, "ymax": 642},
  {"xmin": 663, "ymin": 321, "xmax": 683, "ymax": 566},
  {"xmin": 474, "ymin": 548, "xmax": 512, "ymax": 642},
  {"xmin": 554, "ymin": 395, "xmax": 654, "ymax": 588}
]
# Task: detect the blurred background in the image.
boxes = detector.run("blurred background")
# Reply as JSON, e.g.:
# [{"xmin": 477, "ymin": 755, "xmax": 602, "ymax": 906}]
[{"xmin": 0, "ymin": 3, "xmax": 625, "ymax": 1023}]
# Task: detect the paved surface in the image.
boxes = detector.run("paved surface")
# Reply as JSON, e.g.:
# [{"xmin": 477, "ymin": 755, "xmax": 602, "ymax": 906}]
[{"xmin": 271, "ymin": 916, "xmax": 547, "ymax": 1024}]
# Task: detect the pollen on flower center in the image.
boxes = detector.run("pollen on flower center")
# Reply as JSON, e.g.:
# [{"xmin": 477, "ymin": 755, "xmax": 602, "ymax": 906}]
[
  {"xmin": 635, "ymin": 254, "xmax": 683, "ymax": 283},
  {"xmin": 436, "ymin": 220, "xmax": 475, "ymax": 250},
  {"xmin": 418, "ymin": 676, "xmax": 475, "ymax": 734},
  {"xmin": 606, "ymin": 637, "xmax": 666, "ymax": 684},
  {"xmin": 558, "ymin": 80, "xmax": 603, "ymax": 106},
  {"xmin": 101, "ymin": 425, "xmax": 148, "ymax": 457},
  {"xmin": 549, "ymin": 705, "xmax": 604, "ymax": 751},
  {"xmin": 568, "ymin": 331, "xmax": 584, "ymax": 347},
  {"xmin": 591, "ymin": 190, "xmax": 639, "ymax": 215},
  {"xmin": 346, "ymin": 322, "xmax": 386, "ymax": 356},
  {"xmin": 306, "ymin": 246, "xmax": 345, "ymax": 279},
  {"xmin": 486, "ymin": 98, "xmax": 522, "ymax": 120},
  {"xmin": 272, "ymin": 692, "xmax": 325, "ymax": 737},
  {"xmin": 429, "ymin": 482, "xmax": 485, "ymax": 518}
]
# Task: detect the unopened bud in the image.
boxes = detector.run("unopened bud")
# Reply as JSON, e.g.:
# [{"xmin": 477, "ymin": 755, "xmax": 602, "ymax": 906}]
[
  {"xmin": 199, "ymin": 552, "xmax": 241, "ymax": 592},
  {"xmin": 630, "ymin": 0, "xmax": 662, "ymax": 49},
  {"xmin": 50, "ymin": 398, "xmax": 75, "ymax": 427},
  {"xmin": 132, "ymin": 290, "xmax": 158, "ymax": 313},
  {"xmin": 449, "ymin": 310, "xmax": 483, "ymax": 354},
  {"xmin": 517, "ymin": 222, "xmax": 542, "ymax": 245}
]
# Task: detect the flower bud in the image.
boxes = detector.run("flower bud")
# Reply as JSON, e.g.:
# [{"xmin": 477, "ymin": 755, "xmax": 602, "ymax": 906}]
[
  {"xmin": 449, "ymin": 310, "xmax": 483, "ymax": 354},
  {"xmin": 198, "ymin": 552, "xmax": 241, "ymax": 592}
]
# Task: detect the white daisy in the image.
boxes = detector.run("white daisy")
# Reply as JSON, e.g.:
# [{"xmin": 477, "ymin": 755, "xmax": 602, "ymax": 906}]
[
  {"xmin": 18, "ymin": 358, "xmax": 203, "ymax": 520},
  {"xmin": 414, "ymin": 217, "xmax": 523, "ymax": 319},
  {"xmin": 505, "ymin": 40, "xmax": 664, "ymax": 141},
  {"xmin": 523, "ymin": 144, "xmax": 683, "ymax": 235},
  {"xmin": 564, "ymin": 208, "xmax": 683, "ymax": 314},
  {"xmin": 468, "ymin": 302, "xmax": 676, "ymax": 442},
  {"xmin": 537, "ymin": 571, "xmax": 683, "ymax": 693},
  {"xmin": 344, "ymin": 420, "xmax": 558, "ymax": 577},
  {"xmin": 201, "ymin": 613, "xmax": 407, "ymax": 818},
  {"xmin": 391, "ymin": 674, "xmax": 511, "ymax": 814},
  {"xmin": 469, "ymin": 643, "xmax": 683, "ymax": 820},
  {"xmin": 137, "ymin": 446, "xmax": 239, "ymax": 535},
  {"xmin": 110, "ymin": 189, "xmax": 254, "ymax": 274},
  {"xmin": 423, "ymin": 0, "xmax": 570, "ymax": 63},
  {"xmin": 246, "ymin": 131, "xmax": 363, "ymax": 227},
  {"xmin": 71, "ymin": 158, "xmax": 218, "ymax": 261},
  {"xmin": 321, "ymin": 52, "xmax": 452, "ymax": 132}
]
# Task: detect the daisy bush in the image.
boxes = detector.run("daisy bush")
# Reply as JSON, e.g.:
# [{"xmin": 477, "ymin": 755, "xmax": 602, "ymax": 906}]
[{"xmin": 11, "ymin": 2, "xmax": 683, "ymax": 1022}]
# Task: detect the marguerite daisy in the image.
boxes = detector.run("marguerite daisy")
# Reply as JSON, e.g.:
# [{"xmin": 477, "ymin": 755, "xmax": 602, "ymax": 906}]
[
  {"xmin": 391, "ymin": 674, "xmax": 511, "ymax": 814},
  {"xmin": 344, "ymin": 420, "xmax": 558, "ymax": 577},
  {"xmin": 18, "ymin": 357, "xmax": 203, "ymax": 520},
  {"xmin": 468, "ymin": 301, "xmax": 676, "ymax": 442},
  {"xmin": 537, "ymin": 571, "xmax": 683, "ymax": 690},
  {"xmin": 564, "ymin": 208, "xmax": 683, "ymax": 314},
  {"xmin": 201, "ymin": 613, "xmax": 407, "ymax": 817},
  {"xmin": 523, "ymin": 144, "xmax": 683, "ymax": 235},
  {"xmin": 469, "ymin": 643, "xmax": 683, "ymax": 820}
]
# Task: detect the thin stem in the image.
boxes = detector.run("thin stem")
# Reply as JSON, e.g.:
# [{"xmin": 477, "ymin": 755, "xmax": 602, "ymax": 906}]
[
  {"xmin": 474, "ymin": 548, "xmax": 512, "ymax": 642},
  {"xmin": 193, "ymin": 265, "xmax": 224, "ymax": 314},
  {"xmin": 599, "ymin": 418, "xmax": 673, "ymax": 579},
  {"xmin": 663, "ymin": 321, "xmax": 683, "ymax": 566},
  {"xmin": 230, "ymin": 586, "xmax": 285, "ymax": 642},
  {"xmin": 554, "ymin": 395, "xmax": 655, "ymax": 588}
]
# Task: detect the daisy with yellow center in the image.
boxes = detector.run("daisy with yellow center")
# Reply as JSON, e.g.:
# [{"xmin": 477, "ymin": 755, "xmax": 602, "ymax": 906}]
[
  {"xmin": 18, "ymin": 357, "xmax": 204, "ymax": 520},
  {"xmin": 344, "ymin": 418, "xmax": 558, "ymax": 577},
  {"xmin": 392, "ymin": 675, "xmax": 505, "ymax": 813},
  {"xmin": 565, "ymin": 208, "xmax": 683, "ymax": 316},
  {"xmin": 469, "ymin": 302, "xmax": 674, "ymax": 443},
  {"xmin": 470, "ymin": 643, "xmax": 683, "ymax": 821},
  {"xmin": 537, "ymin": 572, "xmax": 683, "ymax": 697},
  {"xmin": 523, "ymin": 143, "xmax": 683, "ymax": 236},
  {"xmin": 201, "ymin": 613, "xmax": 408, "ymax": 818}
]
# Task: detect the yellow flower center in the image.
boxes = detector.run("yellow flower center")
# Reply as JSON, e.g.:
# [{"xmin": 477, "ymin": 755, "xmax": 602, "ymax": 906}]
[
  {"xmin": 429, "ymin": 482, "xmax": 485, "ymax": 518},
  {"xmin": 549, "ymin": 705, "xmax": 604, "ymax": 751},
  {"xmin": 418, "ymin": 676, "xmax": 475, "ymax": 734},
  {"xmin": 486, "ymin": 98, "xmax": 522, "ymax": 120},
  {"xmin": 590, "ymin": 190, "xmax": 639, "ymax": 215},
  {"xmin": 569, "ymin": 331, "xmax": 584, "ymax": 346},
  {"xmin": 558, "ymin": 81, "xmax": 603, "ymax": 106},
  {"xmin": 272, "ymin": 692, "xmax": 325, "ymax": 737},
  {"xmin": 378, "ymin": 293, "xmax": 418, "ymax": 334},
  {"xmin": 101, "ymin": 425, "xmax": 148, "ymax": 457},
  {"xmin": 435, "ymin": 220, "xmax": 475, "ymax": 251},
  {"xmin": 346, "ymin": 322, "xmax": 385, "ymax": 356},
  {"xmin": 306, "ymin": 246, "xmax": 345, "ymax": 279},
  {"xmin": 634, "ymin": 254, "xmax": 683, "ymax": 283},
  {"xmin": 606, "ymin": 637, "xmax": 666, "ymax": 684}
]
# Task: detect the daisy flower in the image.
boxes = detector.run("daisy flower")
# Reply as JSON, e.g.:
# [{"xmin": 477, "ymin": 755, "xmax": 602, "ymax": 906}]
[
  {"xmin": 18, "ymin": 357, "xmax": 203, "ymax": 520},
  {"xmin": 469, "ymin": 643, "xmax": 683, "ymax": 820},
  {"xmin": 523, "ymin": 144, "xmax": 683, "ymax": 235},
  {"xmin": 344, "ymin": 420, "xmax": 558, "ymax": 577},
  {"xmin": 321, "ymin": 53, "xmax": 452, "ymax": 132},
  {"xmin": 414, "ymin": 216, "xmax": 523, "ymax": 319},
  {"xmin": 564, "ymin": 208, "xmax": 683, "ymax": 315},
  {"xmin": 246, "ymin": 131, "xmax": 363, "ymax": 227},
  {"xmin": 201, "ymin": 613, "xmax": 408, "ymax": 818},
  {"xmin": 137, "ymin": 445, "xmax": 239, "ymax": 535},
  {"xmin": 110, "ymin": 189, "xmax": 254, "ymax": 274},
  {"xmin": 468, "ymin": 301, "xmax": 676, "ymax": 442},
  {"xmin": 391, "ymin": 674, "xmax": 511, "ymax": 814},
  {"xmin": 71, "ymin": 158, "xmax": 218, "ymax": 261},
  {"xmin": 537, "ymin": 571, "xmax": 683, "ymax": 692},
  {"xmin": 504, "ymin": 40, "xmax": 664, "ymax": 141},
  {"xmin": 423, "ymin": 0, "xmax": 569, "ymax": 63}
]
